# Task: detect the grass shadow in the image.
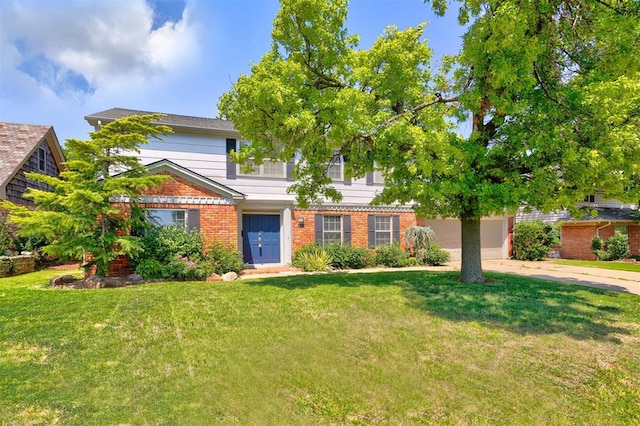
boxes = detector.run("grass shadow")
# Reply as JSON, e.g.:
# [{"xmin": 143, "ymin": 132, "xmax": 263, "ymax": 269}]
[{"xmin": 245, "ymin": 270, "xmax": 635, "ymax": 342}]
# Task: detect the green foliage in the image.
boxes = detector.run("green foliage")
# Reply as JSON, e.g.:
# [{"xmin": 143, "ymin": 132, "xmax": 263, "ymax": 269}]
[
  {"xmin": 219, "ymin": 0, "xmax": 640, "ymax": 283},
  {"xmin": 292, "ymin": 246, "xmax": 333, "ymax": 272},
  {"xmin": 0, "ymin": 214, "xmax": 10, "ymax": 254},
  {"xmin": 375, "ymin": 243, "xmax": 409, "ymax": 268},
  {"xmin": 404, "ymin": 226, "xmax": 436, "ymax": 256},
  {"xmin": 593, "ymin": 232, "xmax": 630, "ymax": 261},
  {"xmin": 138, "ymin": 225, "xmax": 204, "ymax": 265},
  {"xmin": 205, "ymin": 242, "xmax": 245, "ymax": 275},
  {"xmin": 323, "ymin": 242, "xmax": 374, "ymax": 269},
  {"xmin": 0, "ymin": 115, "xmax": 172, "ymax": 276},
  {"xmin": 513, "ymin": 221, "xmax": 559, "ymax": 261},
  {"xmin": 417, "ymin": 244, "xmax": 451, "ymax": 266},
  {"xmin": 166, "ymin": 255, "xmax": 213, "ymax": 281},
  {"xmin": 134, "ymin": 259, "xmax": 167, "ymax": 279}
]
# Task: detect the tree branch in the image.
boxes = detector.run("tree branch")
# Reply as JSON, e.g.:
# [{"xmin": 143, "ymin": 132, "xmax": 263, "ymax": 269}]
[{"xmin": 384, "ymin": 93, "xmax": 459, "ymax": 127}]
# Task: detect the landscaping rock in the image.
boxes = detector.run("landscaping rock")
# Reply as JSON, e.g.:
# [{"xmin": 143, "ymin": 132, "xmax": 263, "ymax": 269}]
[
  {"xmin": 206, "ymin": 273, "xmax": 222, "ymax": 282},
  {"xmin": 221, "ymin": 272, "xmax": 238, "ymax": 282},
  {"xmin": 126, "ymin": 274, "xmax": 144, "ymax": 282},
  {"xmin": 49, "ymin": 274, "xmax": 79, "ymax": 287}
]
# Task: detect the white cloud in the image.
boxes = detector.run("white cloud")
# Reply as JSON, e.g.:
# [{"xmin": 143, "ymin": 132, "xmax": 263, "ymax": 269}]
[{"xmin": 0, "ymin": 0, "xmax": 199, "ymax": 97}]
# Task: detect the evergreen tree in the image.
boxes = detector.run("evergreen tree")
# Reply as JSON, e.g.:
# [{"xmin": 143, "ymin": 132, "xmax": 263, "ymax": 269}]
[{"xmin": 2, "ymin": 114, "xmax": 172, "ymax": 275}]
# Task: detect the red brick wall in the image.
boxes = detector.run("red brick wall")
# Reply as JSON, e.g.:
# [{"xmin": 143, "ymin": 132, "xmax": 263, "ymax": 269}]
[
  {"xmin": 560, "ymin": 223, "xmax": 640, "ymax": 260},
  {"xmin": 139, "ymin": 174, "xmax": 238, "ymax": 248},
  {"xmin": 292, "ymin": 209, "xmax": 419, "ymax": 252}
]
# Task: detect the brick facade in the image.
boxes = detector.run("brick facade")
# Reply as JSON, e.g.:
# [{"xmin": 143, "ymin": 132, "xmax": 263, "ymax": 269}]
[
  {"xmin": 140, "ymin": 173, "xmax": 239, "ymax": 248},
  {"xmin": 560, "ymin": 223, "xmax": 640, "ymax": 260},
  {"xmin": 292, "ymin": 209, "xmax": 419, "ymax": 252}
]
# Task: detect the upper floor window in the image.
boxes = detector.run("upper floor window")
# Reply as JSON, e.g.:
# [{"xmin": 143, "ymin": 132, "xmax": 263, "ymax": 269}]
[
  {"xmin": 325, "ymin": 152, "xmax": 344, "ymax": 181},
  {"xmin": 237, "ymin": 141, "xmax": 285, "ymax": 178},
  {"xmin": 583, "ymin": 194, "xmax": 595, "ymax": 203},
  {"xmin": 37, "ymin": 146, "xmax": 46, "ymax": 172},
  {"xmin": 373, "ymin": 170, "xmax": 384, "ymax": 185}
]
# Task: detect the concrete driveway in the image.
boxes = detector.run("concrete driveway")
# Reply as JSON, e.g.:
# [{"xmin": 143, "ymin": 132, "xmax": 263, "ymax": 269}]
[{"xmin": 478, "ymin": 259, "xmax": 640, "ymax": 296}]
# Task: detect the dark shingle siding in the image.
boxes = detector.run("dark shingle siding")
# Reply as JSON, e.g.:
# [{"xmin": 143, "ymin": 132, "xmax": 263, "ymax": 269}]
[{"xmin": 85, "ymin": 108, "xmax": 237, "ymax": 133}]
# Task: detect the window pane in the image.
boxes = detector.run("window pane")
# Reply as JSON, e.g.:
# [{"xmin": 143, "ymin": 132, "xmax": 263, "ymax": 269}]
[
  {"xmin": 323, "ymin": 216, "xmax": 342, "ymax": 243},
  {"xmin": 262, "ymin": 160, "xmax": 284, "ymax": 177},
  {"xmin": 147, "ymin": 209, "xmax": 186, "ymax": 228},
  {"xmin": 374, "ymin": 216, "xmax": 392, "ymax": 247}
]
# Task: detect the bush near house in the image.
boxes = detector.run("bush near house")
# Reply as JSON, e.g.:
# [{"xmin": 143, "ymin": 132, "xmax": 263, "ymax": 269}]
[
  {"xmin": 513, "ymin": 221, "xmax": 560, "ymax": 261},
  {"xmin": 133, "ymin": 226, "xmax": 243, "ymax": 280},
  {"xmin": 591, "ymin": 231, "xmax": 630, "ymax": 261},
  {"xmin": 375, "ymin": 243, "xmax": 410, "ymax": 268}
]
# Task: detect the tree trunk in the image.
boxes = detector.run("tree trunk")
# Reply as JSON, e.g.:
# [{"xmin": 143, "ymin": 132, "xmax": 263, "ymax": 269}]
[{"xmin": 460, "ymin": 212, "xmax": 485, "ymax": 283}]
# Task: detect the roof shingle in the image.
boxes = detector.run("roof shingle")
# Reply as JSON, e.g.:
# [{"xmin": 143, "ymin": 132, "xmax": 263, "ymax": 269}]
[
  {"xmin": 84, "ymin": 108, "xmax": 237, "ymax": 133},
  {"xmin": 0, "ymin": 122, "xmax": 53, "ymax": 187}
]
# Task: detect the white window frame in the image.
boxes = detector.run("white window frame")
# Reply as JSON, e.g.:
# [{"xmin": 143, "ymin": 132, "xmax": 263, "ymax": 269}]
[
  {"xmin": 325, "ymin": 151, "xmax": 344, "ymax": 181},
  {"xmin": 237, "ymin": 140, "xmax": 285, "ymax": 178},
  {"xmin": 146, "ymin": 209, "xmax": 187, "ymax": 228},
  {"xmin": 322, "ymin": 215, "xmax": 343, "ymax": 244},
  {"xmin": 37, "ymin": 146, "xmax": 46, "ymax": 172},
  {"xmin": 374, "ymin": 215, "xmax": 392, "ymax": 247}
]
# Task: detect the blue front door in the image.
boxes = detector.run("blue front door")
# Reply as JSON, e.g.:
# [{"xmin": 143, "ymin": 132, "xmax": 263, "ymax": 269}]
[{"xmin": 242, "ymin": 214, "xmax": 281, "ymax": 264}]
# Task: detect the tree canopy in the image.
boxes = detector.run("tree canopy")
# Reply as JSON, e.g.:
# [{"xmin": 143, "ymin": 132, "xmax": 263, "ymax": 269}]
[
  {"xmin": 219, "ymin": 0, "xmax": 640, "ymax": 282},
  {"xmin": 2, "ymin": 114, "xmax": 171, "ymax": 276}
]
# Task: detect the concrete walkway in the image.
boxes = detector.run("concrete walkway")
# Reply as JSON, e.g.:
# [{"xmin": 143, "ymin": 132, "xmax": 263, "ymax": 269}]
[{"xmin": 477, "ymin": 259, "xmax": 640, "ymax": 296}]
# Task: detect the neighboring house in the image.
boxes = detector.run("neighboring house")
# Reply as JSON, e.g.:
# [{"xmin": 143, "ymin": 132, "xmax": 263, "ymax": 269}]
[
  {"xmin": 85, "ymin": 108, "xmax": 511, "ymax": 266},
  {"xmin": 0, "ymin": 122, "xmax": 65, "ymax": 206},
  {"xmin": 517, "ymin": 194, "xmax": 640, "ymax": 260}
]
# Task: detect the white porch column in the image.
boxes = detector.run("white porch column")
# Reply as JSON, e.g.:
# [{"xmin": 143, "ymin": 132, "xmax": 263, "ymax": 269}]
[{"xmin": 283, "ymin": 205, "xmax": 293, "ymax": 264}]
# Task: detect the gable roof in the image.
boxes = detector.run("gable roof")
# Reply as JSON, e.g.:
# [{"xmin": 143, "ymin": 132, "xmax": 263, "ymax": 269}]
[
  {"xmin": 84, "ymin": 108, "xmax": 237, "ymax": 134},
  {"xmin": 145, "ymin": 159, "xmax": 246, "ymax": 200},
  {"xmin": 0, "ymin": 122, "xmax": 65, "ymax": 190}
]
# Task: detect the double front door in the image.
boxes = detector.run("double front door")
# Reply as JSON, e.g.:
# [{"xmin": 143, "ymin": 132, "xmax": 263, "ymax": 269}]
[{"xmin": 242, "ymin": 214, "xmax": 280, "ymax": 264}]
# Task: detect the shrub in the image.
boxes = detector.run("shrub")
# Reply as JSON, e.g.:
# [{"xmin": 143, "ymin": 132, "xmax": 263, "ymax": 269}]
[
  {"xmin": 513, "ymin": 221, "xmax": 559, "ymax": 261},
  {"xmin": 292, "ymin": 247, "xmax": 333, "ymax": 272},
  {"xmin": 135, "ymin": 259, "xmax": 167, "ymax": 279},
  {"xmin": 593, "ymin": 232, "xmax": 630, "ymax": 261},
  {"xmin": 138, "ymin": 225, "xmax": 204, "ymax": 265},
  {"xmin": 404, "ymin": 226, "xmax": 436, "ymax": 256},
  {"xmin": 166, "ymin": 255, "xmax": 213, "ymax": 281},
  {"xmin": 323, "ymin": 243, "xmax": 374, "ymax": 269},
  {"xmin": 205, "ymin": 242, "xmax": 244, "ymax": 275},
  {"xmin": 0, "ymin": 216, "xmax": 10, "ymax": 255},
  {"xmin": 417, "ymin": 244, "xmax": 451, "ymax": 266},
  {"xmin": 375, "ymin": 243, "xmax": 409, "ymax": 268}
]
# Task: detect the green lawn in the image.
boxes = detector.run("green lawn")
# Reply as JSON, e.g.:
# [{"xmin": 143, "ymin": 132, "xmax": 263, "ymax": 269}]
[
  {"xmin": 1, "ymin": 269, "xmax": 639, "ymax": 425},
  {"xmin": 553, "ymin": 259, "xmax": 640, "ymax": 273}
]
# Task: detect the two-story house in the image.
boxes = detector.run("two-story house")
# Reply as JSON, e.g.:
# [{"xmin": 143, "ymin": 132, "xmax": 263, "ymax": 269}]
[
  {"xmin": 517, "ymin": 194, "xmax": 640, "ymax": 260},
  {"xmin": 0, "ymin": 122, "xmax": 65, "ymax": 206},
  {"xmin": 85, "ymin": 108, "xmax": 511, "ymax": 267}
]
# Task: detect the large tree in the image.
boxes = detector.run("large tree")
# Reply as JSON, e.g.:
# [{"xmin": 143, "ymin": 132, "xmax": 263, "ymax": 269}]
[
  {"xmin": 219, "ymin": 0, "xmax": 640, "ymax": 282},
  {"xmin": 2, "ymin": 115, "xmax": 171, "ymax": 276}
]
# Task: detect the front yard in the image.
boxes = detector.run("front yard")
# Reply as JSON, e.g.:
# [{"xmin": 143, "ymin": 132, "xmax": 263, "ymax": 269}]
[{"xmin": 1, "ymin": 269, "xmax": 639, "ymax": 424}]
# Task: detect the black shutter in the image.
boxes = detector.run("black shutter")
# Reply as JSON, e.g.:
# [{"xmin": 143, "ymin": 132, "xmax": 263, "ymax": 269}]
[
  {"xmin": 392, "ymin": 215, "xmax": 400, "ymax": 243},
  {"xmin": 226, "ymin": 138, "xmax": 236, "ymax": 180},
  {"xmin": 368, "ymin": 215, "xmax": 375, "ymax": 248},
  {"xmin": 366, "ymin": 172, "xmax": 374, "ymax": 186},
  {"xmin": 286, "ymin": 156, "xmax": 295, "ymax": 181},
  {"xmin": 342, "ymin": 155, "xmax": 351, "ymax": 185},
  {"xmin": 315, "ymin": 214, "xmax": 323, "ymax": 244},
  {"xmin": 188, "ymin": 209, "xmax": 200, "ymax": 231},
  {"xmin": 343, "ymin": 215, "xmax": 351, "ymax": 245}
]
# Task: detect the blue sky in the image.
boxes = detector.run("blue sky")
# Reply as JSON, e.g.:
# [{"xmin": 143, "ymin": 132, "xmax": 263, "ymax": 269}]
[{"xmin": 0, "ymin": 0, "xmax": 464, "ymax": 144}]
